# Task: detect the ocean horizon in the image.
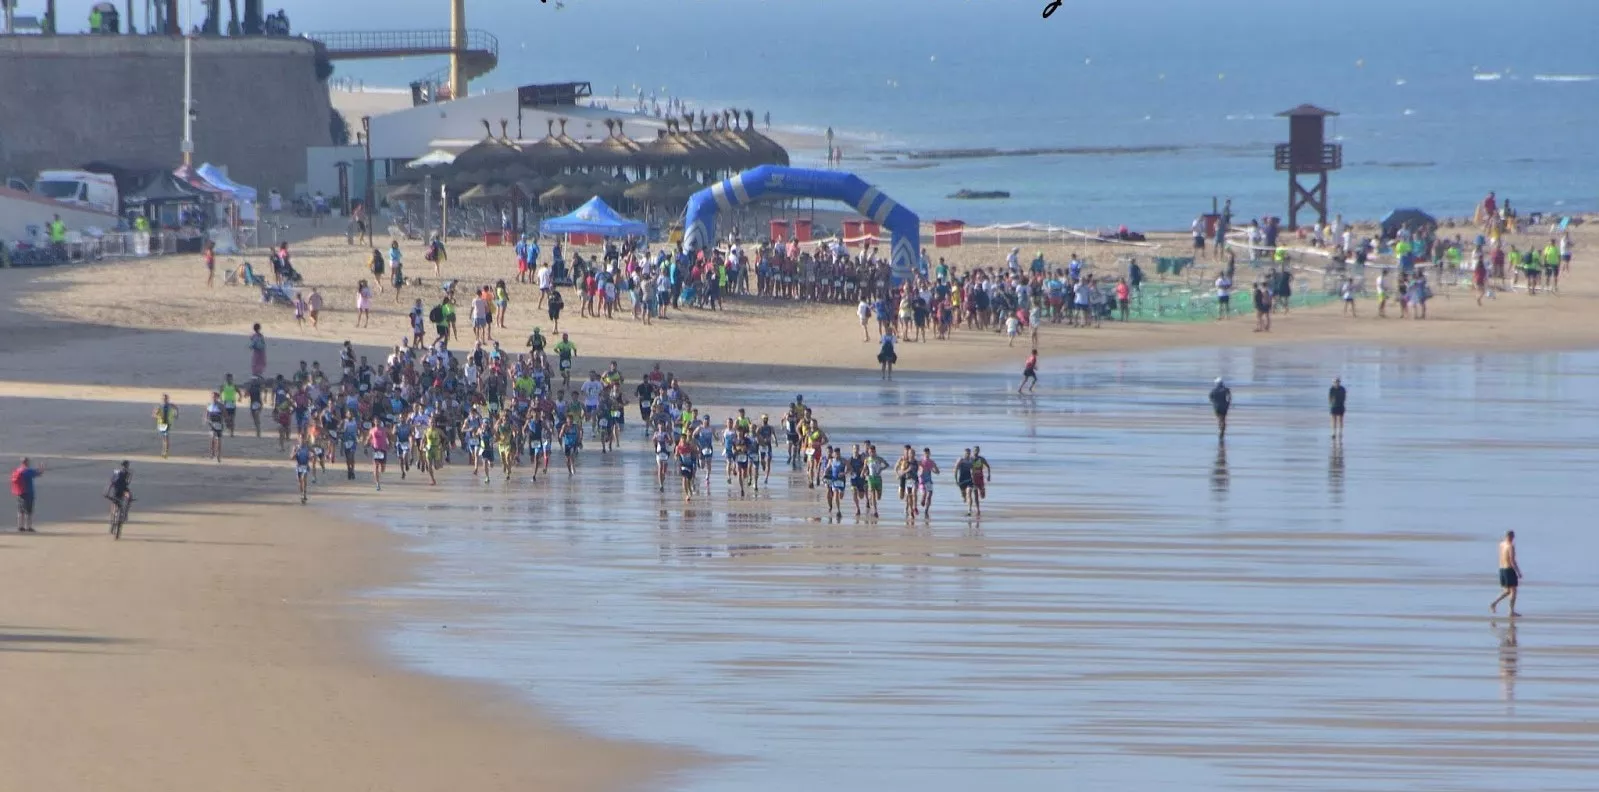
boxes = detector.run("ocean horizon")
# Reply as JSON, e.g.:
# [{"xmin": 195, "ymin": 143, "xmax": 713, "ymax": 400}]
[{"xmin": 285, "ymin": 0, "xmax": 1599, "ymax": 230}]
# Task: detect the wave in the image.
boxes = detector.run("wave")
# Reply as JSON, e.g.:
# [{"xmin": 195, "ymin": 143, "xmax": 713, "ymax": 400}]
[
  {"xmin": 1533, "ymin": 74, "xmax": 1598, "ymax": 82},
  {"xmin": 1356, "ymin": 160, "xmax": 1436, "ymax": 169},
  {"xmin": 896, "ymin": 144, "xmax": 1187, "ymax": 161},
  {"xmin": 1473, "ymin": 72, "xmax": 1503, "ymax": 81}
]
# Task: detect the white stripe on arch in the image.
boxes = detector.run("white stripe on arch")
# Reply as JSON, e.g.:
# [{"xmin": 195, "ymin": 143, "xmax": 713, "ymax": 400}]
[{"xmin": 854, "ymin": 187, "xmax": 880, "ymax": 218}]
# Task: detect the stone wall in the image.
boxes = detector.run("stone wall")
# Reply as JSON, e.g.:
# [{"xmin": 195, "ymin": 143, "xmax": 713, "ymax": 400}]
[{"xmin": 0, "ymin": 35, "xmax": 334, "ymax": 195}]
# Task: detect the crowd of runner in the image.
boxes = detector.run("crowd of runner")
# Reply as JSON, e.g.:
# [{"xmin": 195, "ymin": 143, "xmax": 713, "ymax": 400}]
[{"xmin": 165, "ymin": 330, "xmax": 995, "ymax": 519}]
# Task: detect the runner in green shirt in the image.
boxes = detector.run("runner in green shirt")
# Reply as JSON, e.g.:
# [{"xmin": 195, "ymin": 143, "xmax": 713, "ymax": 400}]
[{"xmin": 219, "ymin": 374, "xmax": 240, "ymax": 437}]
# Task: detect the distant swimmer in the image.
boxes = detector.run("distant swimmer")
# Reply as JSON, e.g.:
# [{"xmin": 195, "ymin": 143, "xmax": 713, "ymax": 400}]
[
  {"xmin": 1490, "ymin": 530, "xmax": 1524, "ymax": 617},
  {"xmin": 1328, "ymin": 377, "xmax": 1347, "ymax": 441},
  {"xmin": 1018, "ymin": 348, "xmax": 1038, "ymax": 393},
  {"xmin": 1209, "ymin": 378, "xmax": 1232, "ymax": 439}
]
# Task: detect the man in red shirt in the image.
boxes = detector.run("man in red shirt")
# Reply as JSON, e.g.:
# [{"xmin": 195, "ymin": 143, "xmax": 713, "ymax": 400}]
[
  {"xmin": 1017, "ymin": 349, "xmax": 1038, "ymax": 393},
  {"xmin": 11, "ymin": 457, "xmax": 43, "ymax": 533}
]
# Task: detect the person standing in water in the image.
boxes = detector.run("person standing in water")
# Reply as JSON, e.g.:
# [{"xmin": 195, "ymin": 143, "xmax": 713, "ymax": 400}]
[
  {"xmin": 1209, "ymin": 378, "xmax": 1232, "ymax": 439},
  {"xmin": 1018, "ymin": 348, "xmax": 1038, "ymax": 393},
  {"xmin": 877, "ymin": 329, "xmax": 898, "ymax": 379},
  {"xmin": 1328, "ymin": 377, "xmax": 1347, "ymax": 441},
  {"xmin": 1490, "ymin": 531, "xmax": 1524, "ymax": 617}
]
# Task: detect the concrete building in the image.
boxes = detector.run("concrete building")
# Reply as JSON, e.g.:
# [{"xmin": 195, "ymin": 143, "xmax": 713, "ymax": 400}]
[{"xmin": 0, "ymin": 34, "xmax": 336, "ymax": 196}]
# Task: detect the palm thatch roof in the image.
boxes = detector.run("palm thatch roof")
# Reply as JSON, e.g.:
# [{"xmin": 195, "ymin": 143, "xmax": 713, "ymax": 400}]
[
  {"xmin": 450, "ymin": 119, "xmax": 523, "ymax": 174},
  {"xmin": 539, "ymin": 183, "xmax": 590, "ymax": 207},
  {"xmin": 460, "ymin": 183, "xmax": 512, "ymax": 202}
]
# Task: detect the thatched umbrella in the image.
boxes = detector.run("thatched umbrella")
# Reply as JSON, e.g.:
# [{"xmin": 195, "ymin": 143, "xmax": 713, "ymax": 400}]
[
  {"xmin": 522, "ymin": 118, "xmax": 580, "ymax": 173},
  {"xmin": 386, "ymin": 183, "xmax": 423, "ymax": 200},
  {"xmin": 591, "ymin": 177, "xmax": 629, "ymax": 202},
  {"xmin": 513, "ymin": 176, "xmax": 551, "ymax": 201},
  {"xmin": 582, "ymin": 118, "xmax": 643, "ymax": 169},
  {"xmin": 460, "ymin": 183, "xmax": 512, "ymax": 203},
  {"xmin": 539, "ymin": 183, "xmax": 590, "ymax": 207},
  {"xmin": 449, "ymin": 119, "xmax": 523, "ymax": 179},
  {"xmin": 735, "ymin": 108, "xmax": 790, "ymax": 167},
  {"xmin": 665, "ymin": 178, "xmax": 706, "ymax": 202},
  {"xmin": 640, "ymin": 121, "xmax": 697, "ymax": 172},
  {"xmin": 623, "ymin": 178, "xmax": 673, "ymax": 202}
]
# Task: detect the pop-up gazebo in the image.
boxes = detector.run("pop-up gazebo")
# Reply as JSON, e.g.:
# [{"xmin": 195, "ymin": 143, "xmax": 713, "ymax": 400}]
[{"xmin": 539, "ymin": 196, "xmax": 646, "ymax": 238}]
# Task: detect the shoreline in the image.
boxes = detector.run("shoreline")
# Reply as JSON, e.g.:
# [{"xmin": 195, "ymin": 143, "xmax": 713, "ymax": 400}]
[
  {"xmin": 0, "ymin": 214, "xmax": 1594, "ymax": 787},
  {"xmin": 0, "ymin": 293, "xmax": 697, "ymax": 791}
]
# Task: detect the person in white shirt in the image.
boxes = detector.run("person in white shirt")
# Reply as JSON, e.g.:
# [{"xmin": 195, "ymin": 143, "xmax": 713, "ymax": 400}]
[
  {"xmin": 857, "ymin": 298, "xmax": 872, "ymax": 341},
  {"xmin": 1215, "ymin": 274, "xmax": 1233, "ymax": 320},
  {"xmin": 536, "ymin": 264, "xmax": 553, "ymax": 307},
  {"xmin": 470, "ymin": 293, "xmax": 489, "ymax": 342},
  {"xmin": 267, "ymin": 189, "xmax": 283, "ymax": 218}
]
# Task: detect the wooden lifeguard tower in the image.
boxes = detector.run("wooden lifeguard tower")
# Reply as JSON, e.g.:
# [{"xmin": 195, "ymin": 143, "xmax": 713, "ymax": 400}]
[{"xmin": 1274, "ymin": 104, "xmax": 1342, "ymax": 230}]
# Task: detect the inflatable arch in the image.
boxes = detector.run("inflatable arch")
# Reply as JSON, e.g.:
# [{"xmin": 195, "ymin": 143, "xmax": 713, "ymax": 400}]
[{"xmin": 682, "ymin": 166, "xmax": 920, "ymax": 284}]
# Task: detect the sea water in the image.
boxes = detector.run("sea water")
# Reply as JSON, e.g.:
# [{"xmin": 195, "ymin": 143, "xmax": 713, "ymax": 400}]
[
  {"xmin": 363, "ymin": 346, "xmax": 1599, "ymax": 792},
  {"xmin": 303, "ymin": 0, "xmax": 1599, "ymax": 228}
]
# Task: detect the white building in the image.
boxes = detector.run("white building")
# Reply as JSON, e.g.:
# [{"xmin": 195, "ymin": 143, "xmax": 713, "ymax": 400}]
[{"xmin": 305, "ymin": 82, "xmax": 673, "ymax": 198}]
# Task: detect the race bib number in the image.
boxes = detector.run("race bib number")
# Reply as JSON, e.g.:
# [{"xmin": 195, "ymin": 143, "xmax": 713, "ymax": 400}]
[
  {"xmin": 735, "ymin": 454, "xmax": 749, "ymax": 464},
  {"xmin": 373, "ymin": 451, "xmax": 386, "ymax": 461},
  {"xmin": 343, "ymin": 440, "xmax": 356, "ymax": 450},
  {"xmin": 157, "ymin": 423, "xmax": 169, "ymax": 433},
  {"xmin": 295, "ymin": 465, "xmax": 309, "ymax": 475}
]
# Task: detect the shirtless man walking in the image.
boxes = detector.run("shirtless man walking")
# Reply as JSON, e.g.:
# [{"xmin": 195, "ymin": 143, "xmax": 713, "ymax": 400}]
[{"xmin": 1490, "ymin": 530, "xmax": 1524, "ymax": 617}]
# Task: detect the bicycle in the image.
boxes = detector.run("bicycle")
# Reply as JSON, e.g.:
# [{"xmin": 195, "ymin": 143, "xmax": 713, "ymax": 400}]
[{"xmin": 108, "ymin": 494, "xmax": 134, "ymax": 540}]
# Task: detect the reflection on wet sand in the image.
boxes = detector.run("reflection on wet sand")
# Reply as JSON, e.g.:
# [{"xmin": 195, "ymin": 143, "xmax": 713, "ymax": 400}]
[{"xmin": 368, "ymin": 347, "xmax": 1599, "ymax": 792}]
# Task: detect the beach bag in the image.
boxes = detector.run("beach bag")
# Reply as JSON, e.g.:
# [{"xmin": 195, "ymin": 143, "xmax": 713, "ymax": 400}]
[
  {"xmin": 428, "ymin": 305, "xmax": 444, "ymax": 323},
  {"xmin": 424, "ymin": 247, "xmax": 437, "ymax": 263},
  {"xmin": 9, "ymin": 467, "xmax": 25, "ymax": 496}
]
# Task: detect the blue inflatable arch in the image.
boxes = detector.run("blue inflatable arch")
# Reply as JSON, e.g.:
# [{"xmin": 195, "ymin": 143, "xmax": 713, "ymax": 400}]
[{"xmin": 682, "ymin": 166, "xmax": 920, "ymax": 284}]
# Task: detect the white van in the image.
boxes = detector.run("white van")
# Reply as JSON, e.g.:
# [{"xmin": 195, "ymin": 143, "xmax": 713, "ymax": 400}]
[{"xmin": 33, "ymin": 170, "xmax": 119, "ymax": 214}]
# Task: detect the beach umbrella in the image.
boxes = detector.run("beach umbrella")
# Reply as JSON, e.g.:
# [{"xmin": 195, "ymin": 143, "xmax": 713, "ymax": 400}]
[
  {"xmin": 623, "ymin": 178, "xmax": 674, "ymax": 202},
  {"xmin": 450, "ymin": 119, "xmax": 523, "ymax": 174},
  {"xmin": 521, "ymin": 118, "xmax": 581, "ymax": 173},
  {"xmin": 540, "ymin": 183, "xmax": 590, "ymax": 207},
  {"xmin": 591, "ymin": 177, "xmax": 629, "ymax": 202},
  {"xmin": 386, "ymin": 183, "xmax": 422, "ymax": 200},
  {"xmin": 460, "ymin": 183, "xmax": 511, "ymax": 203},
  {"xmin": 512, "ymin": 176, "xmax": 551, "ymax": 201},
  {"xmin": 583, "ymin": 118, "xmax": 645, "ymax": 168},
  {"xmin": 640, "ymin": 122, "xmax": 697, "ymax": 170},
  {"xmin": 1380, "ymin": 208, "xmax": 1437, "ymax": 239}
]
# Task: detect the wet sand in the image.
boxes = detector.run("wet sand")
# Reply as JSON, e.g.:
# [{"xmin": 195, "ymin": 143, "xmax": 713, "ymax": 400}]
[
  {"xmin": 370, "ymin": 346, "xmax": 1599, "ymax": 792},
  {"xmin": 0, "ymin": 303, "xmax": 692, "ymax": 791},
  {"xmin": 1, "ymin": 215, "xmax": 1595, "ymax": 788}
]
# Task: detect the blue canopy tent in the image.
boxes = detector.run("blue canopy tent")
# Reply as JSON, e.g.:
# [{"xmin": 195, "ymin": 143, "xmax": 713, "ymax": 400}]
[{"xmin": 539, "ymin": 197, "xmax": 646, "ymax": 238}]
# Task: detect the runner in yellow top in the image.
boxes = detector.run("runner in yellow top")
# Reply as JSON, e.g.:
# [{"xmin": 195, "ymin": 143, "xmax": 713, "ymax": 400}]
[
  {"xmin": 422, "ymin": 423, "xmax": 445, "ymax": 486},
  {"xmin": 152, "ymin": 394, "xmax": 179, "ymax": 458},
  {"xmin": 219, "ymin": 373, "xmax": 240, "ymax": 437}
]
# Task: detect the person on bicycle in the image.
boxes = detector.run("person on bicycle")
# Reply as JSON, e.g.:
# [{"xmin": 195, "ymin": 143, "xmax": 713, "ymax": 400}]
[{"xmin": 105, "ymin": 460, "xmax": 132, "ymax": 527}]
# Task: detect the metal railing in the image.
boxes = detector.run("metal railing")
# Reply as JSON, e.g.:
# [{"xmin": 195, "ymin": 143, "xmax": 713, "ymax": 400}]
[
  {"xmin": 1274, "ymin": 143, "xmax": 1342, "ymax": 171},
  {"xmin": 306, "ymin": 28, "xmax": 499, "ymax": 61}
]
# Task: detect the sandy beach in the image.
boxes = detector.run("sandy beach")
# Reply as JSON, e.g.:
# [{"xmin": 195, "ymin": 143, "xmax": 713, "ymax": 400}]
[
  {"xmin": 0, "ymin": 283, "xmax": 691, "ymax": 790},
  {"xmin": 0, "ymin": 212, "xmax": 1593, "ymax": 788}
]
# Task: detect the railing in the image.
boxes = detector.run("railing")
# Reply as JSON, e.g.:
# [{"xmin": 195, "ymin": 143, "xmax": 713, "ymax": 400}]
[
  {"xmin": 305, "ymin": 29, "xmax": 499, "ymax": 61},
  {"xmin": 1274, "ymin": 143, "xmax": 1342, "ymax": 171}
]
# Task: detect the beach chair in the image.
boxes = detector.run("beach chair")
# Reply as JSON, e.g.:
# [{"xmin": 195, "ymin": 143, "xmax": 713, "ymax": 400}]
[
  {"xmin": 241, "ymin": 262, "xmax": 267, "ymax": 287},
  {"xmin": 260, "ymin": 284, "xmax": 293, "ymax": 306}
]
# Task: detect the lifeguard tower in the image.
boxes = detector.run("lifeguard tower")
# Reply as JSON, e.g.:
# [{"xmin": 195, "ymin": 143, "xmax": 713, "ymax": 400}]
[{"xmin": 1274, "ymin": 104, "xmax": 1342, "ymax": 230}]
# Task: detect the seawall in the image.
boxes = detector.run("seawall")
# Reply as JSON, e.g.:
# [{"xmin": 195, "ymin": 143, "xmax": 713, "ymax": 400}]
[{"xmin": 0, "ymin": 34, "xmax": 335, "ymax": 195}]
